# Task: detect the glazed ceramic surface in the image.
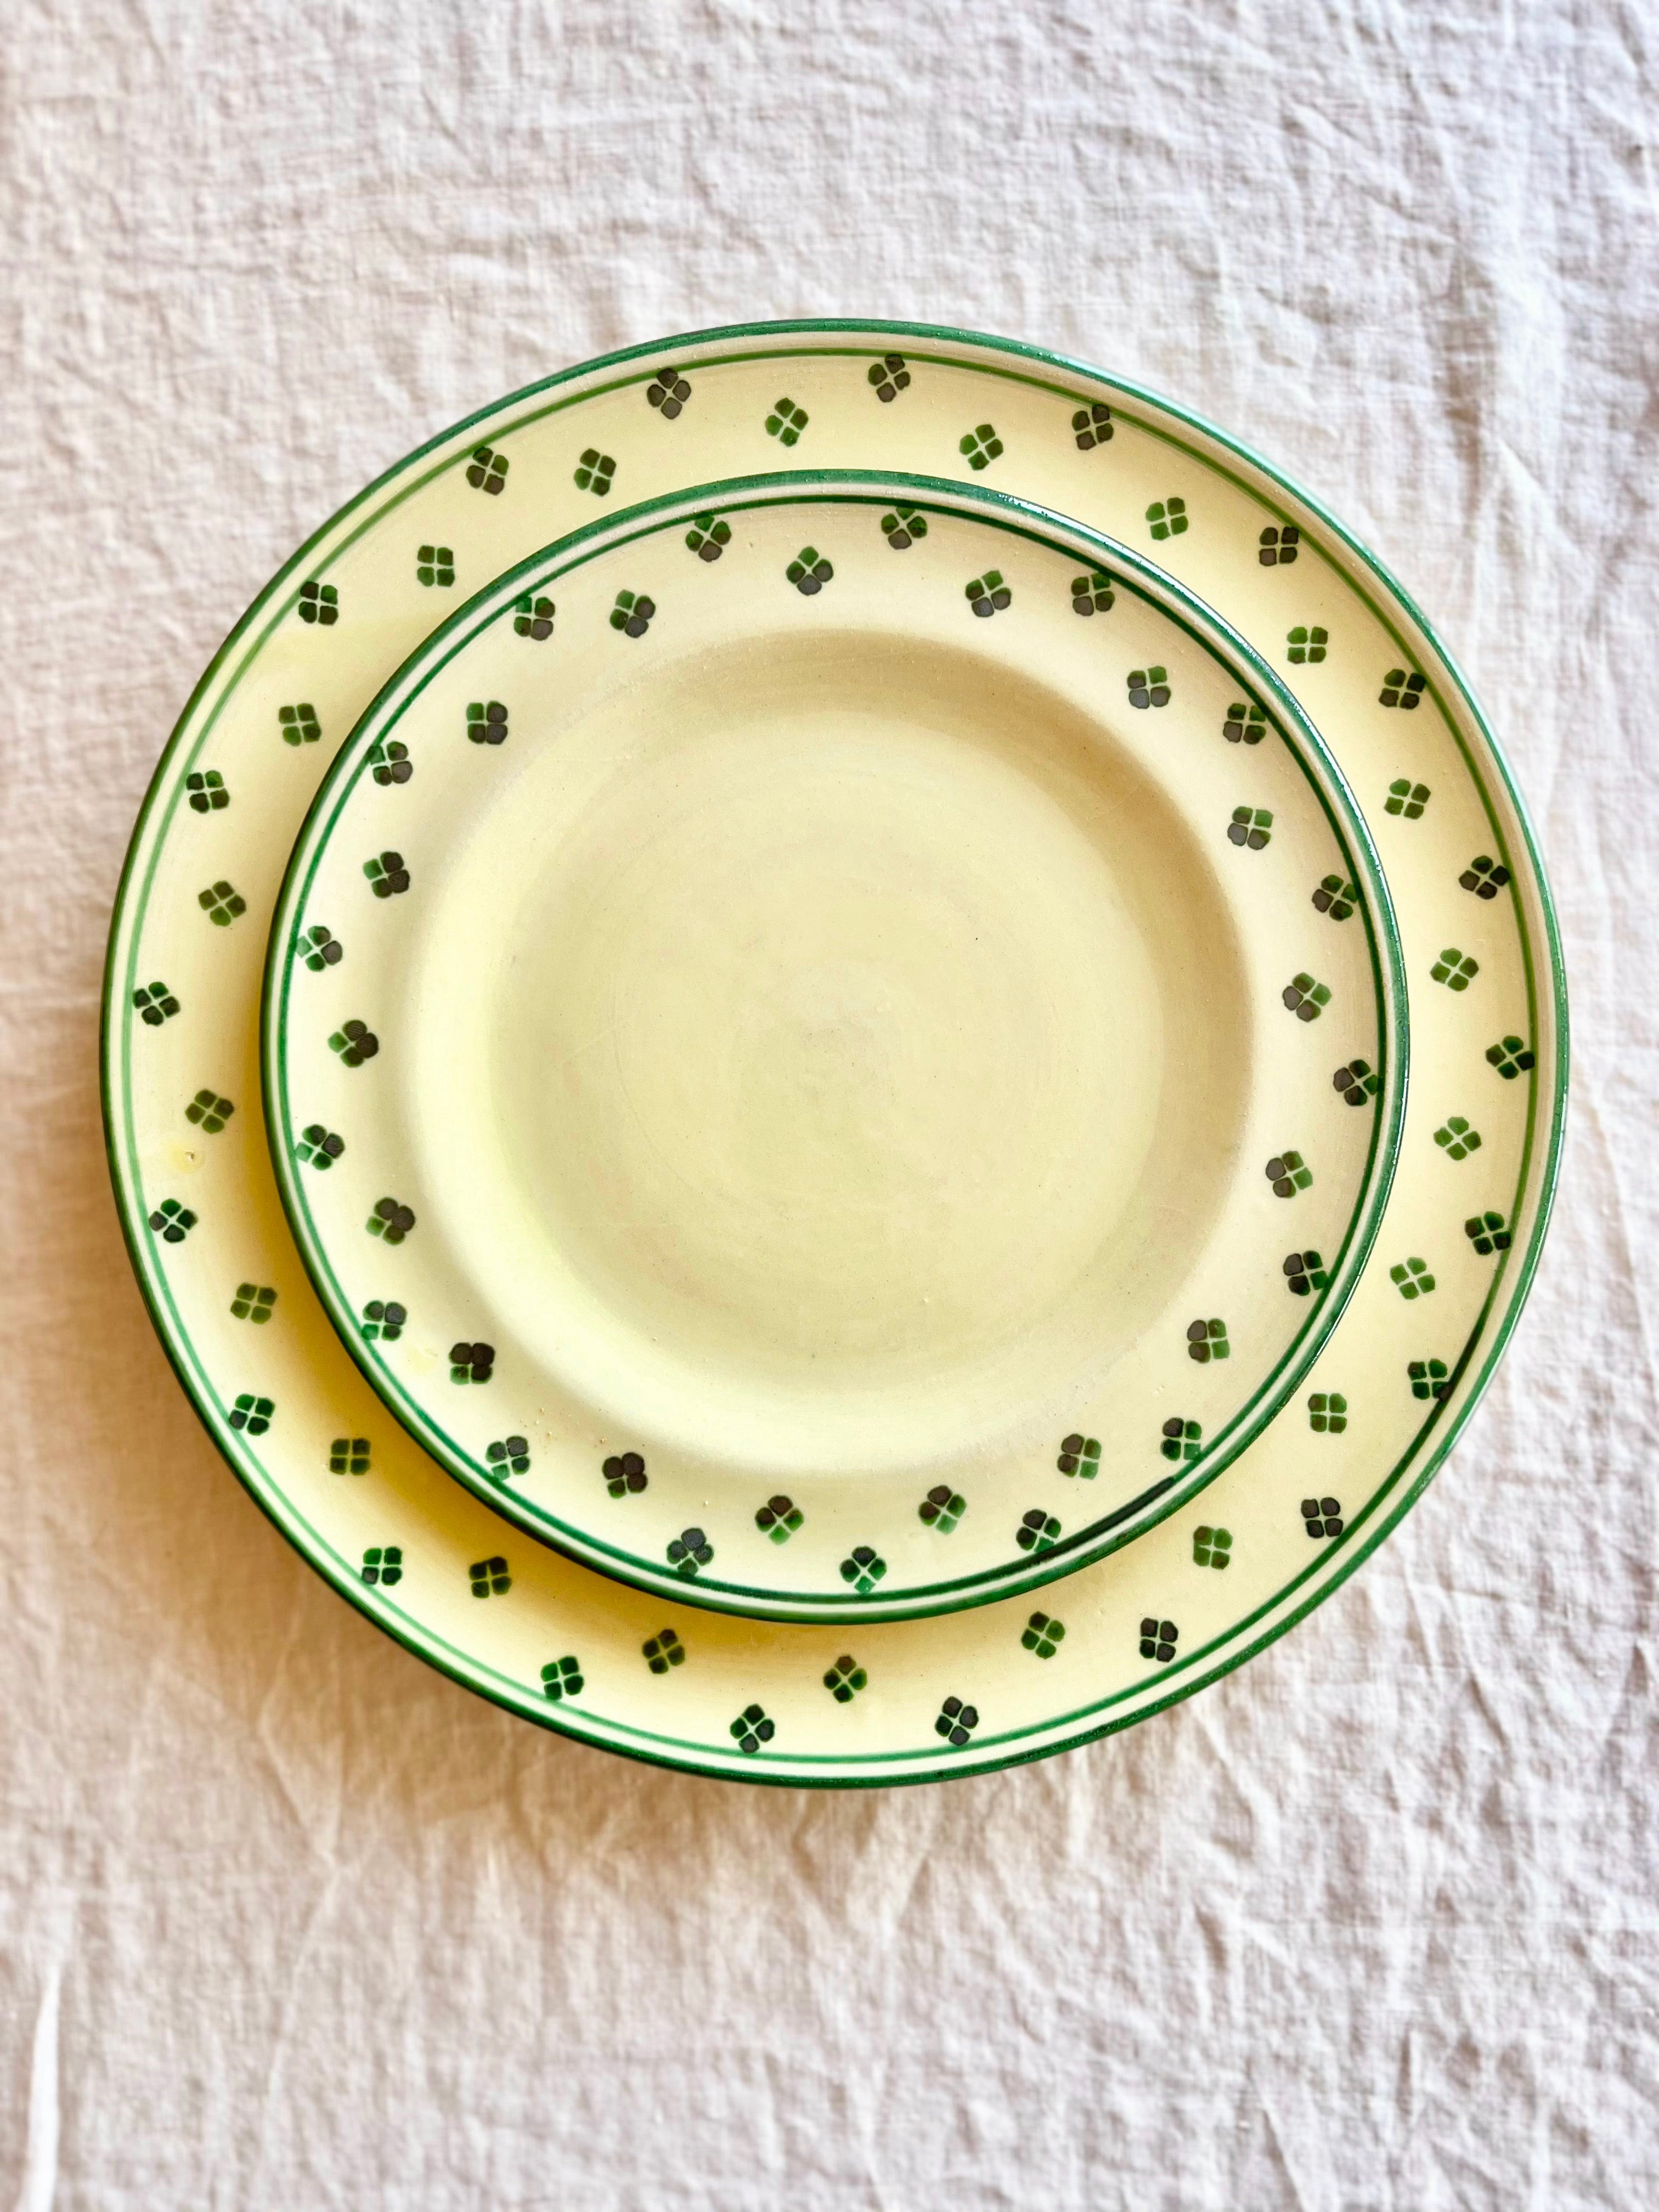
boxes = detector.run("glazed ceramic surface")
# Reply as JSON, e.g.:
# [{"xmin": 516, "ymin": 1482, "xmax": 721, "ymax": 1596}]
[
  {"xmin": 102, "ymin": 322, "xmax": 1564, "ymax": 1783},
  {"xmin": 266, "ymin": 477, "xmax": 1403, "ymax": 1621}
]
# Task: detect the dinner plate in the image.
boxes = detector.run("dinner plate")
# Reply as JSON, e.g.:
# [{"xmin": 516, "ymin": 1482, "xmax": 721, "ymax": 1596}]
[
  {"xmin": 102, "ymin": 321, "xmax": 1564, "ymax": 1783},
  {"xmin": 264, "ymin": 475, "xmax": 1404, "ymax": 1622}
]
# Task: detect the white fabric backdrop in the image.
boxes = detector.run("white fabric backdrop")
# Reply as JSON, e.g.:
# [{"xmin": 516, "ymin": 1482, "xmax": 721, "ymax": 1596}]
[{"xmin": 3, "ymin": 3, "xmax": 1654, "ymax": 2206}]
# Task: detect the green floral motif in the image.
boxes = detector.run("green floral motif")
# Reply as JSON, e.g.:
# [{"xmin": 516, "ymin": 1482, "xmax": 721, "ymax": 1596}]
[
  {"xmin": 960, "ymin": 422, "xmax": 1003, "ymax": 470},
  {"xmin": 133, "ymin": 980, "xmax": 180, "ymax": 1025},
  {"xmin": 573, "ymin": 449, "xmax": 615, "ymax": 496},
  {"xmin": 1071, "ymin": 569, "xmax": 1114, "ymax": 614},
  {"xmin": 1228, "ymin": 805, "xmax": 1272, "ymax": 849},
  {"xmin": 361, "ymin": 1545, "xmax": 402, "ymax": 1586},
  {"xmin": 823, "ymin": 1655, "xmax": 867, "ymax": 1702},
  {"xmin": 755, "ymin": 1495, "xmax": 802, "ymax": 1543},
  {"xmin": 1127, "ymin": 665, "xmax": 1170, "ymax": 709},
  {"xmin": 1431, "ymin": 947, "xmax": 1479, "ymax": 991},
  {"xmin": 1017, "ymin": 1509, "xmax": 1061, "ymax": 1555},
  {"xmin": 935, "ymin": 1695, "xmax": 980, "ymax": 1745},
  {"xmin": 1313, "ymin": 874, "xmax": 1357, "ymax": 920},
  {"xmin": 1223, "ymin": 701, "xmax": 1267, "ymax": 744},
  {"xmin": 1302, "ymin": 1496, "xmax": 1344, "ymax": 1538},
  {"xmin": 1057, "ymin": 1433, "xmax": 1099, "ymax": 1477},
  {"xmin": 1386, "ymin": 778, "xmax": 1431, "ymax": 819},
  {"xmin": 1460, "ymin": 854, "xmax": 1511, "ymax": 900},
  {"xmin": 1308, "ymin": 1391, "xmax": 1347, "ymax": 1433},
  {"xmin": 541, "ymin": 1656, "xmax": 584, "ymax": 1701},
  {"xmin": 610, "ymin": 590, "xmax": 655, "ymax": 637},
  {"xmin": 1408, "ymin": 1357, "xmax": 1451, "ymax": 1401},
  {"xmin": 786, "ymin": 545, "xmax": 833, "ymax": 594},
  {"xmin": 1022, "ymin": 1610, "xmax": 1065, "ymax": 1657},
  {"xmin": 449, "ymin": 1340, "xmax": 494, "ymax": 1385},
  {"xmin": 881, "ymin": 503, "xmax": 928, "ymax": 549},
  {"xmin": 839, "ymin": 1545, "xmax": 887, "ymax": 1593},
  {"xmin": 1072, "ymin": 400, "xmax": 1114, "ymax": 450},
  {"xmin": 730, "ymin": 1703, "xmax": 775, "ymax": 1752},
  {"xmin": 369, "ymin": 739, "xmax": 411, "ymax": 786},
  {"xmin": 1380, "ymin": 668, "xmax": 1426, "ymax": 709},
  {"xmin": 668, "ymin": 1526, "xmax": 712, "ymax": 1576},
  {"xmin": 1487, "ymin": 1035, "xmax": 1536, "ymax": 1080},
  {"xmin": 1187, "ymin": 1317, "xmax": 1229, "ymax": 1362},
  {"xmin": 362, "ymin": 1299, "xmax": 405, "ymax": 1341},
  {"xmin": 298, "ymin": 580, "xmax": 337, "ymax": 626},
  {"xmin": 486, "ymin": 1435, "xmax": 531, "ymax": 1479},
  {"xmin": 416, "ymin": 544, "xmax": 454, "ymax": 588},
  {"xmin": 300, "ymin": 925, "xmax": 342, "ymax": 971},
  {"xmin": 1391, "ymin": 1256, "xmax": 1436, "ymax": 1300},
  {"xmin": 295, "ymin": 1124, "xmax": 344, "ymax": 1170},
  {"xmin": 868, "ymin": 353, "xmax": 910, "ymax": 401},
  {"xmin": 513, "ymin": 594, "xmax": 555, "ymax": 640},
  {"xmin": 1334, "ymin": 1057, "xmax": 1378, "ymax": 1105},
  {"xmin": 1267, "ymin": 1150, "xmax": 1312, "ymax": 1196},
  {"xmin": 643, "ymin": 1627, "xmax": 684, "ymax": 1674},
  {"xmin": 685, "ymin": 514, "xmax": 730, "ymax": 562},
  {"xmin": 1139, "ymin": 1616, "xmax": 1178, "ymax": 1662},
  {"xmin": 279, "ymin": 703, "xmax": 321, "ymax": 746},
  {"xmin": 1146, "ymin": 498, "xmax": 1187, "ymax": 539},
  {"xmin": 1162, "ymin": 1417, "xmax": 1201, "ymax": 1464},
  {"xmin": 1193, "ymin": 1526, "xmax": 1232, "ymax": 1569},
  {"xmin": 187, "ymin": 769, "xmax": 228, "ymax": 813},
  {"xmin": 148, "ymin": 1197, "xmax": 196, "ymax": 1244},
  {"xmin": 965, "ymin": 570, "xmax": 1011, "ymax": 617},
  {"xmin": 363, "ymin": 850, "xmax": 410, "ymax": 898},
  {"xmin": 1465, "ymin": 1209, "xmax": 1512, "ymax": 1256},
  {"xmin": 1283, "ymin": 1249, "xmax": 1328, "ymax": 1296},
  {"xmin": 1287, "ymin": 625, "xmax": 1328, "ymax": 665},
  {"xmin": 467, "ymin": 701, "xmax": 508, "ymax": 746},
  {"xmin": 466, "ymin": 444, "xmax": 507, "ymax": 494},
  {"xmin": 919, "ymin": 1485, "xmax": 966, "ymax": 1531},
  {"xmin": 229, "ymin": 1392, "xmax": 273, "ymax": 1436},
  {"xmin": 366, "ymin": 1196, "xmax": 414, "ymax": 1242},
  {"xmin": 230, "ymin": 1283, "xmax": 275, "ymax": 1324},
  {"xmin": 602, "ymin": 1451, "xmax": 648, "ymax": 1497},
  {"xmin": 1434, "ymin": 1115, "xmax": 1481, "ymax": 1160},
  {"xmin": 765, "ymin": 397, "xmax": 808, "ymax": 445},
  {"xmin": 470, "ymin": 1555, "xmax": 511, "ymax": 1597},
  {"xmin": 1259, "ymin": 524, "xmax": 1300, "ymax": 566},
  {"xmin": 186, "ymin": 1089, "xmax": 233, "ymax": 1133},
  {"xmin": 328, "ymin": 1019, "xmax": 378, "ymax": 1067},
  {"xmin": 1283, "ymin": 972, "xmax": 1330, "ymax": 1021},
  {"xmin": 329, "ymin": 1436, "xmax": 370, "ymax": 1475},
  {"xmin": 646, "ymin": 366, "xmax": 692, "ymax": 417},
  {"xmin": 198, "ymin": 879, "xmax": 246, "ymax": 927}
]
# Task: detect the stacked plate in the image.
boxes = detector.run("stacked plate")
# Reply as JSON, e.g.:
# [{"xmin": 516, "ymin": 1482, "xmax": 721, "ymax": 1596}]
[{"xmin": 103, "ymin": 322, "xmax": 1566, "ymax": 1784}]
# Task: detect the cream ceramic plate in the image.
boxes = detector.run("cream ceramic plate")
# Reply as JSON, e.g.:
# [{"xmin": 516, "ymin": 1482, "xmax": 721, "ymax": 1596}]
[
  {"xmin": 265, "ymin": 477, "xmax": 1403, "ymax": 1622},
  {"xmin": 103, "ymin": 323, "xmax": 1564, "ymax": 1782}
]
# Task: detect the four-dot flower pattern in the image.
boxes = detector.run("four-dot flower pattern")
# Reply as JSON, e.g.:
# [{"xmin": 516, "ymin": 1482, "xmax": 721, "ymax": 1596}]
[
  {"xmin": 1057, "ymin": 1434, "xmax": 1099, "ymax": 1477},
  {"xmin": 1147, "ymin": 499, "xmax": 1187, "ymax": 539},
  {"xmin": 298, "ymin": 580, "xmax": 337, "ymax": 625},
  {"xmin": 965, "ymin": 571, "xmax": 1010, "ymax": 617},
  {"xmin": 755, "ymin": 1496, "xmax": 802, "ymax": 1543},
  {"xmin": 514, "ymin": 595, "xmax": 555, "ymax": 640},
  {"xmin": 300, "ymin": 926, "xmax": 342, "ymax": 971},
  {"xmin": 935, "ymin": 1696, "xmax": 979, "ymax": 1746},
  {"xmin": 1267, "ymin": 1150, "xmax": 1312, "ymax": 1197},
  {"xmin": 361, "ymin": 1299, "xmax": 405, "ymax": 1342},
  {"xmin": 839, "ymin": 1546, "xmax": 886, "ymax": 1593},
  {"xmin": 1072, "ymin": 402, "xmax": 1113, "ymax": 449},
  {"xmin": 1140, "ymin": 1617, "xmax": 1179, "ymax": 1662},
  {"xmin": 1193, "ymin": 1526, "xmax": 1232, "ymax": 1569},
  {"xmin": 229, "ymin": 1393, "xmax": 273, "ymax": 1435},
  {"xmin": 1022, "ymin": 1611, "xmax": 1065, "ymax": 1657},
  {"xmin": 731, "ymin": 1703, "xmax": 775, "ymax": 1753},
  {"xmin": 766, "ymin": 398, "xmax": 808, "ymax": 445},
  {"xmin": 366, "ymin": 1197, "xmax": 415, "ymax": 1243},
  {"xmin": 466, "ymin": 444, "xmax": 507, "ymax": 494},
  {"xmin": 1302, "ymin": 1497, "xmax": 1344, "ymax": 1539},
  {"xmin": 574, "ymin": 449, "xmax": 615, "ymax": 496},
  {"xmin": 685, "ymin": 515, "xmax": 730, "ymax": 562},
  {"xmin": 296, "ymin": 1125, "xmax": 344, "ymax": 1170},
  {"xmin": 643, "ymin": 1628, "xmax": 685, "ymax": 1674},
  {"xmin": 1380, "ymin": 669, "xmax": 1426, "ymax": 709},
  {"xmin": 881, "ymin": 505, "xmax": 928, "ymax": 549},
  {"xmin": 603, "ymin": 1452, "xmax": 647, "ymax": 1497},
  {"xmin": 1127, "ymin": 666, "xmax": 1170, "ymax": 709},
  {"xmin": 361, "ymin": 1545, "xmax": 402, "ymax": 1586},
  {"xmin": 329, "ymin": 1436, "xmax": 370, "ymax": 1476},
  {"xmin": 364, "ymin": 851, "xmax": 410, "ymax": 898},
  {"xmin": 148, "ymin": 1198, "xmax": 196, "ymax": 1244},
  {"xmin": 960, "ymin": 423, "xmax": 1003, "ymax": 470},
  {"xmin": 1391, "ymin": 1257, "xmax": 1435, "ymax": 1300},
  {"xmin": 823, "ymin": 1656, "xmax": 867, "ymax": 1702},
  {"xmin": 541, "ymin": 1656, "xmax": 583, "ymax": 1701},
  {"xmin": 1223, "ymin": 702, "xmax": 1267, "ymax": 744},
  {"xmin": 1308, "ymin": 1392, "xmax": 1347, "ymax": 1434},
  {"xmin": 1229, "ymin": 806, "xmax": 1272, "ymax": 849},
  {"xmin": 868, "ymin": 354, "xmax": 910, "ymax": 402},
  {"xmin": 647, "ymin": 367, "xmax": 692, "ymax": 417},
  {"xmin": 919, "ymin": 1486, "xmax": 966, "ymax": 1531},
  {"xmin": 611, "ymin": 591, "xmax": 655, "ymax": 637},
  {"xmin": 133, "ymin": 981, "xmax": 180, "ymax": 1025},
  {"xmin": 1434, "ymin": 1116, "xmax": 1481, "ymax": 1161},
  {"xmin": 1017, "ymin": 1510, "xmax": 1060, "ymax": 1555},
  {"xmin": 1071, "ymin": 569, "xmax": 1114, "ymax": 614},
  {"xmin": 416, "ymin": 545, "xmax": 454, "ymax": 588},
  {"xmin": 668, "ymin": 1527, "xmax": 712, "ymax": 1577},
  {"xmin": 1461, "ymin": 855, "xmax": 1511, "ymax": 900},
  {"xmin": 1187, "ymin": 1318, "xmax": 1229, "ymax": 1362},
  {"xmin": 1386, "ymin": 779, "xmax": 1431, "ymax": 819},
  {"xmin": 1431, "ymin": 948, "xmax": 1479, "ymax": 991},
  {"xmin": 449, "ymin": 1340, "xmax": 494, "ymax": 1385},
  {"xmin": 470, "ymin": 1556, "xmax": 511, "ymax": 1597},
  {"xmin": 1288, "ymin": 625, "xmax": 1328, "ymax": 664},
  {"xmin": 199, "ymin": 880, "xmax": 246, "ymax": 927},
  {"xmin": 787, "ymin": 546, "xmax": 832, "ymax": 594},
  {"xmin": 1487, "ymin": 1035, "xmax": 1535, "ymax": 1081},
  {"xmin": 1283, "ymin": 972, "xmax": 1330, "ymax": 1021},
  {"xmin": 279, "ymin": 703, "xmax": 321, "ymax": 746},
  {"xmin": 1162, "ymin": 1417, "xmax": 1201, "ymax": 1464},
  {"xmin": 467, "ymin": 701, "xmax": 508, "ymax": 746},
  {"xmin": 328, "ymin": 1019, "xmax": 378, "ymax": 1068},
  {"xmin": 230, "ymin": 1283, "xmax": 276, "ymax": 1324},
  {"xmin": 1409, "ymin": 1358, "xmax": 1451, "ymax": 1401},
  {"xmin": 1313, "ymin": 875, "xmax": 1357, "ymax": 920},
  {"xmin": 187, "ymin": 1090, "xmax": 233, "ymax": 1132},
  {"xmin": 1283, "ymin": 1250, "xmax": 1328, "ymax": 1296},
  {"xmin": 487, "ymin": 1436, "xmax": 531, "ymax": 1480},
  {"xmin": 1466, "ymin": 1210, "xmax": 1511, "ymax": 1256},
  {"xmin": 187, "ymin": 770, "xmax": 228, "ymax": 812},
  {"xmin": 1334, "ymin": 1058, "xmax": 1378, "ymax": 1107},
  {"xmin": 370, "ymin": 740, "xmax": 411, "ymax": 786},
  {"xmin": 1259, "ymin": 526, "xmax": 1300, "ymax": 566}
]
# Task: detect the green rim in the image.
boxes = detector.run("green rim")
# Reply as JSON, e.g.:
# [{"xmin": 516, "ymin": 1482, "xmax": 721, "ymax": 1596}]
[
  {"xmin": 264, "ymin": 471, "xmax": 1408, "ymax": 1622},
  {"xmin": 100, "ymin": 319, "xmax": 1567, "ymax": 1784}
]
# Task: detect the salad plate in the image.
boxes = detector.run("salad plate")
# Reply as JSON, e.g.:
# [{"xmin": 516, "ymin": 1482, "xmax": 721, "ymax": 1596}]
[
  {"xmin": 101, "ymin": 321, "xmax": 1564, "ymax": 1782},
  {"xmin": 264, "ymin": 475, "xmax": 1403, "ymax": 1622}
]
